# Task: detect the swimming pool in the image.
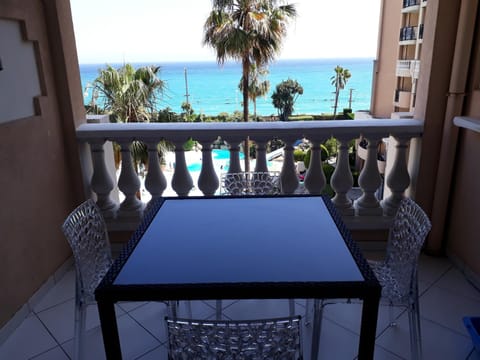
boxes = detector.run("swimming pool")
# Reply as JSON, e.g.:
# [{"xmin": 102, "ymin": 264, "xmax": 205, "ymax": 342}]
[{"xmin": 187, "ymin": 149, "xmax": 244, "ymax": 172}]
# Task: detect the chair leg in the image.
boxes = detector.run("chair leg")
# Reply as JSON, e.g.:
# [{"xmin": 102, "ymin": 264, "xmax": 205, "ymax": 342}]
[
  {"xmin": 408, "ymin": 298, "xmax": 422, "ymax": 360},
  {"xmin": 73, "ymin": 300, "xmax": 87, "ymax": 360},
  {"xmin": 388, "ymin": 302, "xmax": 397, "ymax": 327},
  {"xmin": 311, "ymin": 299, "xmax": 324, "ymax": 360}
]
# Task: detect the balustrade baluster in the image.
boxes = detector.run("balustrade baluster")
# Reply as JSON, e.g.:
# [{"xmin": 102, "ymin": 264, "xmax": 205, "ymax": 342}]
[
  {"xmin": 144, "ymin": 141, "xmax": 167, "ymax": 202},
  {"xmin": 117, "ymin": 141, "xmax": 143, "ymax": 219},
  {"xmin": 304, "ymin": 141, "xmax": 326, "ymax": 195},
  {"xmin": 331, "ymin": 138, "xmax": 354, "ymax": 215},
  {"xmin": 171, "ymin": 141, "xmax": 194, "ymax": 196},
  {"xmin": 254, "ymin": 139, "xmax": 269, "ymax": 173},
  {"xmin": 354, "ymin": 137, "xmax": 383, "ymax": 215},
  {"xmin": 89, "ymin": 140, "xmax": 118, "ymax": 219},
  {"xmin": 280, "ymin": 140, "xmax": 299, "ymax": 194},
  {"xmin": 198, "ymin": 141, "xmax": 219, "ymax": 195},
  {"xmin": 224, "ymin": 140, "xmax": 242, "ymax": 174},
  {"xmin": 381, "ymin": 137, "xmax": 411, "ymax": 215}
]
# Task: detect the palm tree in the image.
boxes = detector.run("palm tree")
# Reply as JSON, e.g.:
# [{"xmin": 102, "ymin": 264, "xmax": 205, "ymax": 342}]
[
  {"xmin": 93, "ymin": 64, "xmax": 166, "ymax": 177},
  {"xmin": 93, "ymin": 64, "xmax": 165, "ymax": 123},
  {"xmin": 203, "ymin": 0, "xmax": 296, "ymax": 172},
  {"xmin": 238, "ymin": 64, "xmax": 270, "ymax": 121},
  {"xmin": 330, "ymin": 65, "xmax": 351, "ymax": 119}
]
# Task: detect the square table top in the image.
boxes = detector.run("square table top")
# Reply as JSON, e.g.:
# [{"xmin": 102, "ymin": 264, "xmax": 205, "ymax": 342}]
[{"xmin": 97, "ymin": 195, "xmax": 377, "ymax": 301}]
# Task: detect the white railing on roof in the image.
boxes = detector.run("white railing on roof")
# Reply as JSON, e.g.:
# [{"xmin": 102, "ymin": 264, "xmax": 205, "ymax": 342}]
[{"xmin": 76, "ymin": 119, "xmax": 424, "ymax": 231}]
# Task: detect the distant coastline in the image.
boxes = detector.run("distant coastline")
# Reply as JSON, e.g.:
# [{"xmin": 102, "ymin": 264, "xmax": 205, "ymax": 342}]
[{"xmin": 80, "ymin": 58, "xmax": 374, "ymax": 116}]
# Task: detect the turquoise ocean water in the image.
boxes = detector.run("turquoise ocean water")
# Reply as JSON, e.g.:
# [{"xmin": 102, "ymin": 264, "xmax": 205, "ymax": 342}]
[{"xmin": 80, "ymin": 58, "xmax": 374, "ymax": 116}]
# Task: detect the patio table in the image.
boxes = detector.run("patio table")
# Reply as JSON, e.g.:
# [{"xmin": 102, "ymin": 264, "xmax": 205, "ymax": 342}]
[{"xmin": 95, "ymin": 195, "xmax": 380, "ymax": 359}]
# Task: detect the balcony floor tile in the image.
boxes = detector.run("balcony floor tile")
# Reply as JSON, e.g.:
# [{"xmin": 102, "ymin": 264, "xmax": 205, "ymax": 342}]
[{"xmin": 2, "ymin": 253, "xmax": 480, "ymax": 359}]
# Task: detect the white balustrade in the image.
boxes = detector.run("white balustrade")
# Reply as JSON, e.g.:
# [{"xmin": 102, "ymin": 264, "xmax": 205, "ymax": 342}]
[
  {"xmin": 304, "ymin": 139, "xmax": 327, "ymax": 195},
  {"xmin": 117, "ymin": 141, "xmax": 144, "ymax": 220},
  {"xmin": 331, "ymin": 137, "xmax": 355, "ymax": 215},
  {"xmin": 354, "ymin": 136, "xmax": 384, "ymax": 216},
  {"xmin": 198, "ymin": 140, "xmax": 219, "ymax": 196},
  {"xmin": 144, "ymin": 141, "xmax": 167, "ymax": 201},
  {"xmin": 89, "ymin": 140, "xmax": 118, "ymax": 219},
  {"xmin": 381, "ymin": 137, "xmax": 411, "ymax": 216},
  {"xmin": 171, "ymin": 141, "xmax": 194, "ymax": 196},
  {"xmin": 280, "ymin": 139, "xmax": 299, "ymax": 194},
  {"xmin": 77, "ymin": 119, "xmax": 424, "ymax": 230}
]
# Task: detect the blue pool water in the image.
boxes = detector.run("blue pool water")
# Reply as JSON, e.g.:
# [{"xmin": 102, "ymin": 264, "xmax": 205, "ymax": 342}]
[{"xmin": 187, "ymin": 149, "xmax": 244, "ymax": 172}]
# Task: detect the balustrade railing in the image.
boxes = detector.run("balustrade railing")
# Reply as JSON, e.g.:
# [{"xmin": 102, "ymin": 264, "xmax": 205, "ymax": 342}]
[{"xmin": 76, "ymin": 119, "xmax": 424, "ymax": 230}]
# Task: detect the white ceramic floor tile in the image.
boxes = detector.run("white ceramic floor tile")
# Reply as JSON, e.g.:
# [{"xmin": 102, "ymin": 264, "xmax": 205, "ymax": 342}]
[
  {"xmin": 222, "ymin": 299, "xmax": 295, "ymax": 320},
  {"xmin": 62, "ymin": 313, "xmax": 161, "ymax": 360},
  {"xmin": 418, "ymin": 254, "xmax": 452, "ymax": 287},
  {"xmin": 128, "ymin": 302, "xmax": 170, "ymax": 342},
  {"xmin": 303, "ymin": 317, "xmax": 359, "ymax": 360},
  {"xmin": 376, "ymin": 313, "xmax": 472, "ymax": 360},
  {"xmin": 434, "ymin": 267, "xmax": 480, "ymax": 302},
  {"xmin": 170, "ymin": 300, "xmax": 218, "ymax": 319},
  {"xmin": 30, "ymin": 345, "xmax": 70, "ymax": 360},
  {"xmin": 321, "ymin": 300, "xmax": 404, "ymax": 337},
  {"xmin": 33, "ymin": 270, "xmax": 75, "ymax": 313},
  {"xmin": 0, "ymin": 314, "xmax": 58, "ymax": 359},
  {"xmin": 371, "ymin": 345, "xmax": 406, "ymax": 360},
  {"xmin": 118, "ymin": 301, "xmax": 150, "ymax": 313},
  {"xmin": 36, "ymin": 298, "xmax": 125, "ymax": 344},
  {"xmin": 135, "ymin": 344, "xmax": 168, "ymax": 360},
  {"xmin": 420, "ymin": 285, "xmax": 480, "ymax": 335}
]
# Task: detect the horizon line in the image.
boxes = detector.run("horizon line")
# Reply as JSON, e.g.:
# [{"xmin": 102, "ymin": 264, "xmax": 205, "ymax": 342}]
[{"xmin": 78, "ymin": 56, "xmax": 376, "ymax": 66}]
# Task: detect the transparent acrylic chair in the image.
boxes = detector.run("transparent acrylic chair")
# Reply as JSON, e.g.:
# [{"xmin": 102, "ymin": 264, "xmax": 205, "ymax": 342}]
[
  {"xmin": 220, "ymin": 171, "xmax": 281, "ymax": 195},
  {"xmin": 369, "ymin": 197, "xmax": 432, "ymax": 360},
  {"xmin": 61, "ymin": 199, "xmax": 113, "ymax": 360},
  {"xmin": 165, "ymin": 315, "xmax": 303, "ymax": 359}
]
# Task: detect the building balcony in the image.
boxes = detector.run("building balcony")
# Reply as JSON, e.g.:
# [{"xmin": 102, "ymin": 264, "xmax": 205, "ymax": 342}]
[
  {"xmin": 396, "ymin": 60, "xmax": 413, "ymax": 77},
  {"xmin": 394, "ymin": 90, "xmax": 412, "ymax": 109},
  {"xmin": 402, "ymin": 0, "xmax": 420, "ymax": 13},
  {"xmin": 399, "ymin": 26, "xmax": 418, "ymax": 43}
]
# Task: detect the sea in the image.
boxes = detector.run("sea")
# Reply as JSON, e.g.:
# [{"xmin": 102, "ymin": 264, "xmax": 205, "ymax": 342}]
[{"xmin": 79, "ymin": 58, "xmax": 374, "ymax": 117}]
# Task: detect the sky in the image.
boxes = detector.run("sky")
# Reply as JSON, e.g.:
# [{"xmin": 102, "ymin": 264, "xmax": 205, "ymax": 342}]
[{"xmin": 70, "ymin": 0, "xmax": 382, "ymax": 64}]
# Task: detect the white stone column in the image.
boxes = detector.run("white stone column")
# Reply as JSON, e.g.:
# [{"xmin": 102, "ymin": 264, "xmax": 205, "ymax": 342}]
[
  {"xmin": 144, "ymin": 141, "xmax": 167, "ymax": 201},
  {"xmin": 331, "ymin": 137, "xmax": 354, "ymax": 215},
  {"xmin": 117, "ymin": 141, "xmax": 143, "ymax": 219},
  {"xmin": 254, "ymin": 139, "xmax": 269, "ymax": 173},
  {"xmin": 354, "ymin": 137, "xmax": 383, "ymax": 215},
  {"xmin": 171, "ymin": 141, "xmax": 194, "ymax": 196},
  {"xmin": 198, "ymin": 141, "xmax": 219, "ymax": 196},
  {"xmin": 381, "ymin": 136, "xmax": 411, "ymax": 216},
  {"xmin": 280, "ymin": 139, "xmax": 299, "ymax": 194},
  {"xmin": 304, "ymin": 141, "xmax": 326, "ymax": 195},
  {"xmin": 226, "ymin": 140, "xmax": 243, "ymax": 174},
  {"xmin": 89, "ymin": 140, "xmax": 118, "ymax": 219}
]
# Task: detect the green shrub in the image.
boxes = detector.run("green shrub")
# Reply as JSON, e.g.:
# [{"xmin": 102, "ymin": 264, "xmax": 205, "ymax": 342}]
[
  {"xmin": 183, "ymin": 138, "xmax": 196, "ymax": 151},
  {"xmin": 294, "ymin": 149, "xmax": 306, "ymax": 162},
  {"xmin": 289, "ymin": 115, "xmax": 314, "ymax": 121},
  {"xmin": 303, "ymin": 145, "xmax": 329, "ymax": 168}
]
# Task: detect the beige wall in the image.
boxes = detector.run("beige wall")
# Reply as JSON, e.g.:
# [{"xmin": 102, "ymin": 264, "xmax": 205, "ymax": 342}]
[
  {"xmin": 370, "ymin": 0, "xmax": 402, "ymax": 117},
  {"xmin": 0, "ymin": 0, "xmax": 86, "ymax": 328},
  {"xmin": 446, "ymin": 22, "xmax": 480, "ymax": 274}
]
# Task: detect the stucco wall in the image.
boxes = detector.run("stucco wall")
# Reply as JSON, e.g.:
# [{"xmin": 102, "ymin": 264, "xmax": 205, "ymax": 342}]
[
  {"xmin": 0, "ymin": 0, "xmax": 86, "ymax": 328},
  {"xmin": 447, "ymin": 27, "xmax": 480, "ymax": 275},
  {"xmin": 370, "ymin": 0, "xmax": 401, "ymax": 117}
]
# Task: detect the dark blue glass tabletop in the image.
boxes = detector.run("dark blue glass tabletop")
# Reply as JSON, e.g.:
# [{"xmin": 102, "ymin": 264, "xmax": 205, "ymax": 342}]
[{"xmin": 114, "ymin": 196, "xmax": 364, "ymax": 286}]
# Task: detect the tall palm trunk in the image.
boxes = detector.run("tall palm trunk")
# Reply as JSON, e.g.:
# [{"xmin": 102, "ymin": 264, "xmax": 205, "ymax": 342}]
[{"xmin": 242, "ymin": 57, "xmax": 251, "ymax": 173}]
